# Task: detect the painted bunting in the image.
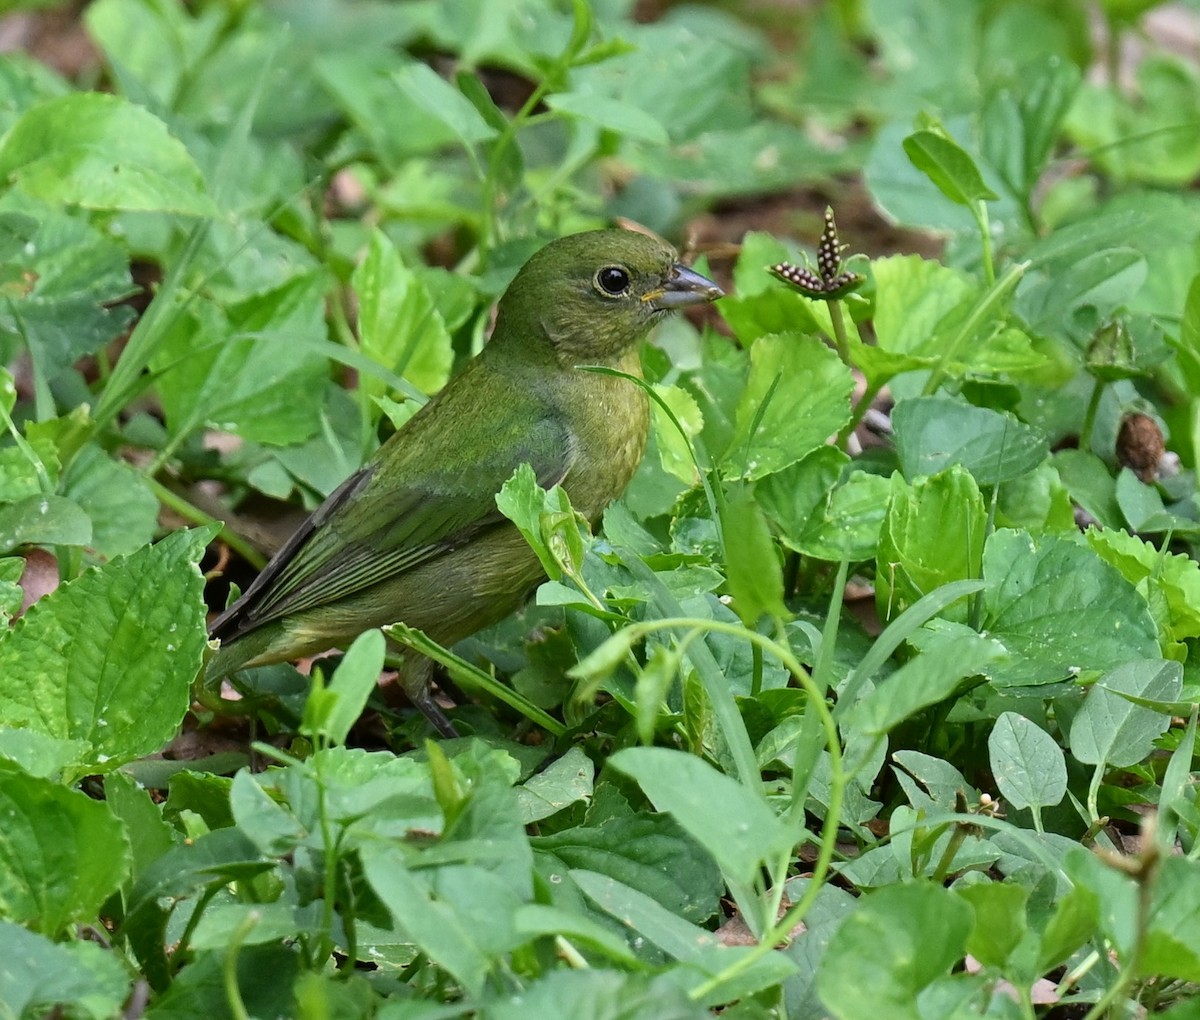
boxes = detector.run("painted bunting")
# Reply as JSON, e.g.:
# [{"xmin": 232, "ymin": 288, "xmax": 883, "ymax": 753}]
[{"xmin": 205, "ymin": 229, "xmax": 722, "ymax": 730}]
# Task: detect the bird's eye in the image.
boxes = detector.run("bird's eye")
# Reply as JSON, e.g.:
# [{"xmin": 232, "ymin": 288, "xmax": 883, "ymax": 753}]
[{"xmin": 595, "ymin": 265, "xmax": 631, "ymax": 296}]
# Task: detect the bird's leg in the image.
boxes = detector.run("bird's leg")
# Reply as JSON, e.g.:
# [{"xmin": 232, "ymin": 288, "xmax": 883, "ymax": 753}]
[{"xmin": 382, "ymin": 651, "xmax": 460, "ymax": 738}]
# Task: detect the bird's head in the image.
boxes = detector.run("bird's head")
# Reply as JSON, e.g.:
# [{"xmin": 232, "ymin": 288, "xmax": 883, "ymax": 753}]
[{"xmin": 494, "ymin": 229, "xmax": 724, "ymax": 364}]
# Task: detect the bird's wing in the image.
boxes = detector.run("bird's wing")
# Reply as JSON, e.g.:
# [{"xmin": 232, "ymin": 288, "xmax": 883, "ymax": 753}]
[{"xmin": 210, "ymin": 408, "xmax": 573, "ymax": 642}]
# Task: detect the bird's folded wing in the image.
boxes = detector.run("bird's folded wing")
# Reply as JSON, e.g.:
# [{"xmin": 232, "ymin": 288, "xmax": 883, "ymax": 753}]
[{"xmin": 210, "ymin": 413, "xmax": 573, "ymax": 641}]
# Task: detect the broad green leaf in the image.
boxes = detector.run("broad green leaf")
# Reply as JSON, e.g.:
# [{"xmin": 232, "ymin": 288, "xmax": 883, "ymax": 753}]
[
  {"xmin": 1168, "ymin": 273, "xmax": 1200, "ymax": 391},
  {"xmin": 0, "ymin": 208, "xmax": 137, "ymax": 379},
  {"xmin": 188, "ymin": 902, "xmax": 301, "ymax": 952},
  {"xmin": 0, "ymin": 528, "xmax": 211, "ymax": 769},
  {"xmin": 1051, "ymin": 449, "xmax": 1122, "ymax": 530},
  {"xmin": 0, "ymin": 92, "xmax": 214, "ymax": 215},
  {"xmin": 489, "ymin": 971, "xmax": 708, "ymax": 1020},
  {"xmin": 958, "ymin": 882, "xmax": 1029, "ymax": 969},
  {"xmin": 720, "ymin": 487, "xmax": 786, "ymax": 624},
  {"xmin": 0, "ymin": 493, "xmax": 91, "ymax": 552},
  {"xmin": 650, "ymin": 382, "xmax": 704, "ymax": 484},
  {"xmin": 0, "ymin": 728, "xmax": 90, "ymax": 778},
  {"xmin": 818, "ymin": 882, "xmax": 972, "ymax": 1020},
  {"xmin": 893, "ymin": 396, "xmax": 1049, "ymax": 485},
  {"xmin": 152, "ymin": 273, "xmax": 331, "ymax": 445},
  {"xmin": 1088, "ymin": 527, "xmax": 1200, "ymax": 645},
  {"xmin": 392, "ymin": 62, "xmax": 496, "ymax": 149},
  {"xmin": 361, "ymin": 843, "xmax": 520, "ymax": 1000},
  {"xmin": 854, "ymin": 254, "xmax": 974, "ymax": 383},
  {"xmin": 496, "ymin": 463, "xmax": 582, "ymax": 582},
  {"xmin": 571, "ymin": 869, "xmax": 797, "ymax": 1001},
  {"xmin": 1069, "ymin": 659, "xmax": 1182, "ymax": 767},
  {"xmin": 717, "ymin": 232, "xmax": 830, "ymax": 343},
  {"xmin": 725, "ymin": 333, "xmax": 853, "ymax": 480},
  {"xmin": 548, "ymin": 89, "xmax": 669, "ymax": 144},
  {"xmin": 609, "ymin": 747, "xmax": 792, "ymax": 887},
  {"xmin": 995, "ymin": 461, "xmax": 1076, "ymax": 534},
  {"xmin": 229, "ymin": 770, "xmax": 308, "ymax": 858},
  {"xmin": 757, "ymin": 448, "xmax": 888, "ymax": 562},
  {"xmin": 1018, "ymin": 247, "xmax": 1147, "ymax": 344},
  {"xmin": 876, "ymin": 467, "xmax": 985, "ymax": 623},
  {"xmin": 845, "ymin": 628, "xmax": 1006, "ymax": 736},
  {"xmin": 1142, "ymin": 856, "xmax": 1200, "ymax": 982},
  {"xmin": 0, "ymin": 921, "xmax": 129, "ymax": 1019},
  {"xmin": 533, "ymin": 812, "xmax": 722, "ymax": 924},
  {"xmin": 982, "ymin": 529, "xmax": 1159, "ymax": 687},
  {"xmin": 353, "ymin": 230, "xmax": 454, "ymax": 399},
  {"xmin": 516, "ymin": 745, "xmax": 593, "ymax": 824},
  {"xmin": 103, "ymin": 771, "xmax": 175, "ymax": 885},
  {"xmin": 988, "ymin": 711, "xmax": 1067, "ymax": 810},
  {"xmin": 903, "ymin": 128, "xmax": 998, "ymax": 205},
  {"xmin": 123, "ymin": 827, "xmax": 273, "ymax": 991},
  {"xmin": 301, "ymin": 629, "xmax": 386, "ymax": 747},
  {"xmin": 61, "ymin": 445, "xmax": 159, "ymax": 559},
  {"xmin": 0, "ymin": 768, "xmax": 130, "ymax": 934}
]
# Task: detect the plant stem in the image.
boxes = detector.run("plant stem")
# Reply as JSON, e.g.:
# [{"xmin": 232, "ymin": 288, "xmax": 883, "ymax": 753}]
[
  {"xmin": 827, "ymin": 298, "xmax": 850, "ymax": 364},
  {"xmin": 1080, "ymin": 377, "xmax": 1105, "ymax": 455},
  {"xmin": 146, "ymin": 476, "xmax": 267, "ymax": 570}
]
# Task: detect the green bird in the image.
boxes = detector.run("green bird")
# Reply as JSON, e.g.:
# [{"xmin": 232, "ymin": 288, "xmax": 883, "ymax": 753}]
[{"xmin": 205, "ymin": 229, "xmax": 722, "ymax": 731}]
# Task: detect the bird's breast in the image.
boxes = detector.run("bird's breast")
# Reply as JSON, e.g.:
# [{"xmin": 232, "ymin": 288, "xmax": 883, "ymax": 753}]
[{"xmin": 559, "ymin": 351, "xmax": 651, "ymax": 521}]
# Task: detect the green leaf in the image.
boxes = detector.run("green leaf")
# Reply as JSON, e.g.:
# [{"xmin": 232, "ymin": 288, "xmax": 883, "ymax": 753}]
[
  {"xmin": 988, "ymin": 711, "xmax": 1067, "ymax": 810},
  {"xmin": 0, "ymin": 528, "xmax": 211, "ymax": 770},
  {"xmin": 893, "ymin": 396, "xmax": 1049, "ymax": 485},
  {"xmin": 533, "ymin": 811, "xmax": 722, "ymax": 925},
  {"xmin": 609, "ymin": 747, "xmax": 793, "ymax": 887},
  {"xmin": 1051, "ymin": 449, "xmax": 1122, "ymax": 530},
  {"xmin": 496, "ymin": 463, "xmax": 583, "ymax": 583},
  {"xmin": 61, "ymin": 445, "xmax": 159, "ymax": 559},
  {"xmin": 757, "ymin": 448, "xmax": 888, "ymax": 562},
  {"xmin": 725, "ymin": 334, "xmax": 853, "ymax": 480},
  {"xmin": 0, "ymin": 493, "xmax": 91, "ymax": 553},
  {"xmin": 845, "ymin": 627, "xmax": 1006, "ymax": 736},
  {"xmin": 0, "ymin": 92, "xmax": 215, "ymax": 215},
  {"xmin": 1088, "ymin": 527, "xmax": 1200, "ymax": 644},
  {"xmin": 1142, "ymin": 856, "xmax": 1200, "ymax": 982},
  {"xmin": 301, "ymin": 629, "xmax": 385, "ymax": 747},
  {"xmin": 392, "ymin": 62, "xmax": 496, "ymax": 149},
  {"xmin": 152, "ymin": 273, "xmax": 331, "ymax": 445},
  {"xmin": 489, "ymin": 971, "xmax": 709, "ymax": 1020},
  {"xmin": 958, "ymin": 882, "xmax": 1029, "ymax": 969},
  {"xmin": 0, "ymin": 921, "xmax": 129, "ymax": 1019},
  {"xmin": 361, "ymin": 842, "xmax": 518, "ymax": 1000},
  {"xmin": 818, "ymin": 882, "xmax": 972, "ymax": 1020},
  {"xmin": 516, "ymin": 745, "xmax": 593, "ymax": 824},
  {"xmin": 981, "ymin": 529, "xmax": 1160, "ymax": 688},
  {"xmin": 650, "ymin": 382, "xmax": 704, "ymax": 484},
  {"xmin": 1069, "ymin": 659, "xmax": 1182, "ymax": 767},
  {"xmin": 0, "ymin": 768, "xmax": 130, "ymax": 934},
  {"xmin": 720, "ymin": 487, "xmax": 786, "ymax": 625},
  {"xmin": 103, "ymin": 771, "xmax": 175, "ymax": 885},
  {"xmin": 548, "ymin": 89, "xmax": 669, "ymax": 144},
  {"xmin": 876, "ymin": 467, "xmax": 985, "ymax": 623},
  {"xmin": 353, "ymin": 230, "xmax": 454, "ymax": 399},
  {"xmin": 228, "ymin": 770, "xmax": 308, "ymax": 857},
  {"xmin": 903, "ymin": 128, "xmax": 998, "ymax": 206}
]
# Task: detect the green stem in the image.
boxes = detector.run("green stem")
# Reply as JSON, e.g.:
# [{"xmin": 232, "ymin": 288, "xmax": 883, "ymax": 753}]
[
  {"xmin": 222, "ymin": 910, "xmax": 260, "ymax": 1020},
  {"xmin": 826, "ymin": 298, "xmax": 850, "ymax": 364},
  {"xmin": 972, "ymin": 199, "xmax": 995, "ymax": 288},
  {"xmin": 1080, "ymin": 377, "xmax": 1105, "ymax": 455},
  {"xmin": 922, "ymin": 262, "xmax": 1027, "ymax": 396},
  {"xmin": 146, "ymin": 476, "xmax": 267, "ymax": 570},
  {"xmin": 608, "ymin": 615, "xmax": 845, "ymax": 1005}
]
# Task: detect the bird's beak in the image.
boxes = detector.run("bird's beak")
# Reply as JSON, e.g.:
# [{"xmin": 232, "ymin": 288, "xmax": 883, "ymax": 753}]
[{"xmin": 645, "ymin": 263, "xmax": 724, "ymax": 310}]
